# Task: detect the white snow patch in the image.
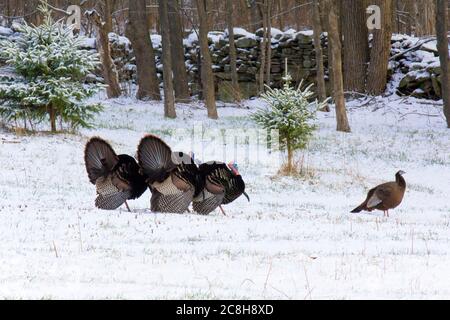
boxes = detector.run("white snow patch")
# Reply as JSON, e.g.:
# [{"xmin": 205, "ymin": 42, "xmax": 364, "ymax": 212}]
[
  {"xmin": 0, "ymin": 93, "xmax": 449, "ymax": 299},
  {"xmin": 0, "ymin": 26, "xmax": 13, "ymax": 36},
  {"xmin": 79, "ymin": 37, "xmax": 96, "ymax": 49},
  {"xmin": 150, "ymin": 34, "xmax": 162, "ymax": 48},
  {"xmin": 208, "ymin": 31, "xmax": 224, "ymax": 43},
  {"xmin": 184, "ymin": 32, "xmax": 198, "ymax": 46},
  {"xmin": 297, "ymin": 30, "xmax": 313, "ymax": 36},
  {"xmin": 231, "ymin": 27, "xmax": 257, "ymax": 40}
]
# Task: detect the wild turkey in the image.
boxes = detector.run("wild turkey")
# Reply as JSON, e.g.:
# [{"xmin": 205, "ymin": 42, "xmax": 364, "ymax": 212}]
[
  {"xmin": 351, "ymin": 170, "xmax": 406, "ymax": 217},
  {"xmin": 84, "ymin": 137, "xmax": 147, "ymax": 211},
  {"xmin": 193, "ymin": 161, "xmax": 249, "ymax": 215},
  {"xmin": 137, "ymin": 134, "xmax": 203, "ymax": 213}
]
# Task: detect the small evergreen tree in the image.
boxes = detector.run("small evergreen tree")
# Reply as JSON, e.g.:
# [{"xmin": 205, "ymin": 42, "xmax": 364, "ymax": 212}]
[
  {"xmin": 0, "ymin": 4, "xmax": 102, "ymax": 132},
  {"xmin": 252, "ymin": 75, "xmax": 327, "ymax": 174}
]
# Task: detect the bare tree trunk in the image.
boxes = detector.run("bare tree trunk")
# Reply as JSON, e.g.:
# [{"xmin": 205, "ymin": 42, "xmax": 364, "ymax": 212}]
[
  {"xmin": 312, "ymin": 0, "xmax": 328, "ymax": 110},
  {"xmin": 414, "ymin": 0, "xmax": 436, "ymax": 36},
  {"xmin": 265, "ymin": 0, "xmax": 272, "ymax": 87},
  {"xmin": 342, "ymin": 0, "xmax": 369, "ymax": 93},
  {"xmin": 87, "ymin": 10, "xmax": 121, "ymax": 98},
  {"xmin": 168, "ymin": 0, "xmax": 191, "ymax": 103},
  {"xmin": 277, "ymin": 0, "xmax": 284, "ymax": 30},
  {"xmin": 126, "ymin": 0, "xmax": 161, "ymax": 100},
  {"xmin": 258, "ymin": 0, "xmax": 268, "ymax": 93},
  {"xmin": 49, "ymin": 105, "xmax": 57, "ymax": 133},
  {"xmin": 366, "ymin": 0, "xmax": 393, "ymax": 95},
  {"xmin": 405, "ymin": 0, "xmax": 415, "ymax": 35},
  {"xmin": 436, "ymin": 0, "xmax": 450, "ymax": 128},
  {"xmin": 159, "ymin": 0, "xmax": 177, "ymax": 118},
  {"xmin": 226, "ymin": 0, "xmax": 241, "ymax": 103},
  {"xmin": 412, "ymin": 0, "xmax": 419, "ymax": 36},
  {"xmin": 287, "ymin": 139, "xmax": 293, "ymax": 174},
  {"xmin": 195, "ymin": 0, "xmax": 218, "ymax": 119},
  {"xmin": 320, "ymin": 0, "xmax": 334, "ymax": 90},
  {"xmin": 249, "ymin": 0, "xmax": 263, "ymax": 32},
  {"xmin": 103, "ymin": 0, "xmax": 114, "ymax": 34},
  {"xmin": 328, "ymin": 0, "xmax": 351, "ymax": 132}
]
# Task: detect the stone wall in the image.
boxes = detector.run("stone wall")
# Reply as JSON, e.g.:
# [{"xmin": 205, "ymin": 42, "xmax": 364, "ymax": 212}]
[
  {"xmin": 390, "ymin": 34, "xmax": 442, "ymax": 99},
  {"xmin": 1, "ymin": 24, "xmax": 444, "ymax": 101},
  {"xmin": 79, "ymin": 27, "xmax": 329, "ymax": 102}
]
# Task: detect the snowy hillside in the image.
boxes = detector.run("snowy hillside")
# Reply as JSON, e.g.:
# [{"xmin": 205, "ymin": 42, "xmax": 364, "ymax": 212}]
[{"xmin": 0, "ymin": 93, "xmax": 449, "ymax": 299}]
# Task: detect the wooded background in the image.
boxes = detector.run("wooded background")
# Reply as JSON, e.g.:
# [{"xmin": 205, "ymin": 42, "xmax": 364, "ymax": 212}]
[
  {"xmin": 1, "ymin": 0, "xmax": 449, "ymax": 129},
  {"xmin": 0, "ymin": 0, "xmax": 443, "ymax": 36}
]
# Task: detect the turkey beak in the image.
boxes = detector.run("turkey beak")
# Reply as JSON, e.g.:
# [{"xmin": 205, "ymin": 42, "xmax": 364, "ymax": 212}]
[{"xmin": 243, "ymin": 191, "xmax": 250, "ymax": 202}]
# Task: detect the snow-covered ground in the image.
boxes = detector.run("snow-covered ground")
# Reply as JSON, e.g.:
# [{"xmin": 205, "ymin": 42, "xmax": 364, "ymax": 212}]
[{"xmin": 0, "ymin": 92, "xmax": 449, "ymax": 299}]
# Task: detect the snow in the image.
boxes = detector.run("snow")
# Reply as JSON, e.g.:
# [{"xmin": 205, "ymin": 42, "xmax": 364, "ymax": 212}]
[
  {"xmin": 420, "ymin": 40, "xmax": 450, "ymax": 53},
  {"xmin": 297, "ymin": 30, "xmax": 314, "ymax": 37},
  {"xmin": 108, "ymin": 33, "xmax": 131, "ymax": 49},
  {"xmin": 231, "ymin": 27, "xmax": 257, "ymax": 40},
  {"xmin": 421, "ymin": 40, "xmax": 438, "ymax": 53},
  {"xmin": 0, "ymin": 26, "xmax": 13, "ymax": 36},
  {"xmin": 412, "ymin": 50, "xmax": 438, "ymax": 64},
  {"xmin": 283, "ymin": 28, "xmax": 297, "ymax": 37},
  {"xmin": 391, "ymin": 34, "xmax": 412, "ymax": 42},
  {"xmin": 79, "ymin": 37, "xmax": 96, "ymax": 49},
  {"xmin": 207, "ymin": 31, "xmax": 224, "ymax": 44},
  {"xmin": 184, "ymin": 31, "xmax": 198, "ymax": 46},
  {"xmin": 406, "ymin": 70, "xmax": 431, "ymax": 81},
  {"xmin": 150, "ymin": 34, "xmax": 162, "ymax": 48},
  {"xmin": 256, "ymin": 27, "xmax": 284, "ymax": 39},
  {"xmin": 0, "ymin": 92, "xmax": 450, "ymax": 299}
]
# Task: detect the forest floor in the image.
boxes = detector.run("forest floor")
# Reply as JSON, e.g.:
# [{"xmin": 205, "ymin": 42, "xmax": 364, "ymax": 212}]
[{"xmin": 0, "ymin": 92, "xmax": 449, "ymax": 299}]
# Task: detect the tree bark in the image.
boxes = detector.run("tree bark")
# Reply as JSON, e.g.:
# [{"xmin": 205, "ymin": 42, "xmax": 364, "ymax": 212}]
[
  {"xmin": 103, "ymin": 0, "xmax": 114, "ymax": 34},
  {"xmin": 87, "ymin": 10, "xmax": 121, "ymax": 98},
  {"xmin": 168, "ymin": 0, "xmax": 191, "ymax": 103},
  {"xmin": 436, "ymin": 0, "xmax": 450, "ymax": 128},
  {"xmin": 276, "ymin": 0, "xmax": 284, "ymax": 30},
  {"xmin": 414, "ymin": 0, "xmax": 436, "ymax": 36},
  {"xmin": 265, "ymin": 0, "xmax": 272, "ymax": 87},
  {"xmin": 195, "ymin": 0, "xmax": 218, "ymax": 119},
  {"xmin": 366, "ymin": 0, "xmax": 393, "ymax": 95},
  {"xmin": 287, "ymin": 139, "xmax": 293, "ymax": 174},
  {"xmin": 342, "ymin": 0, "xmax": 369, "ymax": 93},
  {"xmin": 258, "ymin": 0, "xmax": 268, "ymax": 93},
  {"xmin": 126, "ymin": 0, "xmax": 161, "ymax": 100},
  {"xmin": 312, "ymin": 0, "xmax": 328, "ymax": 108},
  {"xmin": 226, "ymin": 0, "xmax": 241, "ymax": 103},
  {"xmin": 328, "ymin": 0, "xmax": 351, "ymax": 132},
  {"xmin": 159, "ymin": 0, "xmax": 177, "ymax": 118},
  {"xmin": 49, "ymin": 105, "xmax": 57, "ymax": 133},
  {"xmin": 249, "ymin": 0, "xmax": 263, "ymax": 32}
]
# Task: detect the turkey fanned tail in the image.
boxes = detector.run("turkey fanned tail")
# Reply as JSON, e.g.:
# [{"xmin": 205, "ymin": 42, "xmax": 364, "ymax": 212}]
[
  {"xmin": 84, "ymin": 137, "xmax": 119, "ymax": 184},
  {"xmin": 138, "ymin": 135, "xmax": 201, "ymax": 213},
  {"xmin": 137, "ymin": 134, "xmax": 176, "ymax": 183},
  {"xmin": 84, "ymin": 137, "xmax": 137, "ymax": 210}
]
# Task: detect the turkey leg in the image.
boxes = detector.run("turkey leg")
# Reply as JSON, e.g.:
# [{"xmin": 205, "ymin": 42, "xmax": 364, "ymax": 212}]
[
  {"xmin": 124, "ymin": 201, "xmax": 131, "ymax": 212},
  {"xmin": 219, "ymin": 205, "xmax": 227, "ymax": 216}
]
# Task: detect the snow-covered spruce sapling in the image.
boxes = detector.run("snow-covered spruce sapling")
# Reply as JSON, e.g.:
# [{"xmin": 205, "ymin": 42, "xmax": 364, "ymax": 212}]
[
  {"xmin": 0, "ymin": 4, "xmax": 103, "ymax": 133},
  {"xmin": 252, "ymin": 75, "xmax": 327, "ymax": 174}
]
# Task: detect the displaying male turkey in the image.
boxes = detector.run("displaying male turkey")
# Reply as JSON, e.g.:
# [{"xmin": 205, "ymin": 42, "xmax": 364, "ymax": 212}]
[
  {"xmin": 84, "ymin": 137, "xmax": 148, "ymax": 211},
  {"xmin": 351, "ymin": 170, "xmax": 406, "ymax": 217},
  {"xmin": 137, "ymin": 134, "xmax": 203, "ymax": 213},
  {"xmin": 193, "ymin": 161, "xmax": 249, "ymax": 215}
]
